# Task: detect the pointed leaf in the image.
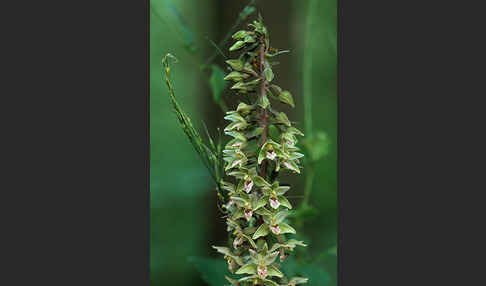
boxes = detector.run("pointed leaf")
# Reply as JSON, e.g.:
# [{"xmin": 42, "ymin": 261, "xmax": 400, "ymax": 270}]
[
  {"xmin": 277, "ymin": 196, "xmax": 292, "ymax": 209},
  {"xmin": 253, "ymin": 175, "xmax": 271, "ymax": 187},
  {"xmin": 267, "ymin": 265, "xmax": 283, "ymax": 278},
  {"xmin": 278, "ymin": 222, "xmax": 296, "ymax": 234},
  {"xmin": 235, "ymin": 263, "xmax": 257, "ymax": 275},
  {"xmin": 252, "ymin": 224, "xmax": 270, "ymax": 240},
  {"xmin": 264, "ymin": 251, "xmax": 279, "ymax": 265}
]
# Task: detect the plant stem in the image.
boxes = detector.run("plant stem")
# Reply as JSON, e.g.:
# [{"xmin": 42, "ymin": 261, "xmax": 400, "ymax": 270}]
[
  {"xmin": 203, "ymin": 0, "xmax": 258, "ymax": 68},
  {"xmin": 259, "ymin": 42, "xmax": 268, "ymax": 179}
]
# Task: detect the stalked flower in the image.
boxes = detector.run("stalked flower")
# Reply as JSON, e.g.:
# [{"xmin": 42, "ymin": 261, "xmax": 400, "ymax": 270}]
[
  {"xmin": 258, "ymin": 182, "xmax": 292, "ymax": 210},
  {"xmin": 257, "ymin": 265, "xmax": 268, "ymax": 279},
  {"xmin": 270, "ymin": 225, "xmax": 281, "ymax": 235},
  {"xmin": 244, "ymin": 209, "xmax": 253, "ymax": 221},
  {"xmin": 269, "ymin": 197, "xmax": 280, "ymax": 209},
  {"xmin": 243, "ymin": 175, "xmax": 254, "ymax": 193},
  {"xmin": 266, "ymin": 150, "xmax": 277, "ymax": 160}
]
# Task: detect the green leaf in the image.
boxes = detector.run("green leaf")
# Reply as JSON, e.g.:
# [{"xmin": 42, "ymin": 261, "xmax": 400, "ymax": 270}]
[
  {"xmin": 188, "ymin": 256, "xmax": 237, "ymax": 286},
  {"xmin": 252, "ymin": 223, "xmax": 270, "ymax": 239},
  {"xmin": 235, "ymin": 263, "xmax": 257, "ymax": 275}
]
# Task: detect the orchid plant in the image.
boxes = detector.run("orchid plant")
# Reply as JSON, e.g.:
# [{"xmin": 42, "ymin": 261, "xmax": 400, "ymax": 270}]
[{"xmin": 211, "ymin": 16, "xmax": 308, "ymax": 286}]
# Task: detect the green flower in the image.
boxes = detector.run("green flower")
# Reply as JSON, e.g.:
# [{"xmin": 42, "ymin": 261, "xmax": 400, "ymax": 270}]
[{"xmin": 257, "ymin": 181, "xmax": 292, "ymax": 210}]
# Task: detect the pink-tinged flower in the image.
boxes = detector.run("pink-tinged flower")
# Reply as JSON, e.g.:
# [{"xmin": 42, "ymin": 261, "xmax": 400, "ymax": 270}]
[
  {"xmin": 266, "ymin": 150, "xmax": 277, "ymax": 160},
  {"xmin": 224, "ymin": 200, "xmax": 234, "ymax": 209},
  {"xmin": 244, "ymin": 210, "xmax": 253, "ymax": 221},
  {"xmin": 269, "ymin": 197, "xmax": 280, "ymax": 209},
  {"xmin": 233, "ymin": 237, "xmax": 244, "ymax": 248},
  {"xmin": 231, "ymin": 160, "xmax": 242, "ymax": 168},
  {"xmin": 280, "ymin": 253, "xmax": 287, "ymax": 262},
  {"xmin": 257, "ymin": 265, "xmax": 267, "ymax": 279},
  {"xmin": 287, "ymin": 140, "xmax": 294, "ymax": 146},
  {"xmin": 244, "ymin": 179, "xmax": 254, "ymax": 192},
  {"xmin": 231, "ymin": 142, "xmax": 242, "ymax": 147},
  {"xmin": 270, "ymin": 225, "xmax": 281, "ymax": 235},
  {"xmin": 283, "ymin": 161, "xmax": 292, "ymax": 169}
]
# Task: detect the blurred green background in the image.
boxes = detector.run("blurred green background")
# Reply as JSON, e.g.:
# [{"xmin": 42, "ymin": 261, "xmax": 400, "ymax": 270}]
[{"xmin": 150, "ymin": 0, "xmax": 336, "ymax": 285}]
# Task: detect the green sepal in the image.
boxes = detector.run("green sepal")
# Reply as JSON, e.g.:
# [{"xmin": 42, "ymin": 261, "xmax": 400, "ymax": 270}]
[
  {"xmin": 235, "ymin": 263, "xmax": 257, "ymax": 275},
  {"xmin": 229, "ymin": 40, "xmax": 245, "ymax": 51},
  {"xmin": 226, "ymin": 59, "xmax": 244, "ymax": 71},
  {"xmin": 279, "ymin": 90, "xmax": 295, "ymax": 107},
  {"xmin": 267, "ymin": 265, "xmax": 283, "ymax": 278},
  {"xmin": 278, "ymin": 222, "xmax": 296, "ymax": 234},
  {"xmin": 277, "ymin": 195, "xmax": 292, "ymax": 209},
  {"xmin": 252, "ymin": 223, "xmax": 270, "ymax": 239}
]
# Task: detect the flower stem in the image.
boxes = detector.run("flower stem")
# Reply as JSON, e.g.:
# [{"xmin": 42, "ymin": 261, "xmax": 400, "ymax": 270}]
[{"xmin": 259, "ymin": 42, "xmax": 269, "ymax": 179}]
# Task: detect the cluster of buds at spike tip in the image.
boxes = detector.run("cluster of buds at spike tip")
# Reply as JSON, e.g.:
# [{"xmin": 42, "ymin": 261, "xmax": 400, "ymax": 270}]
[{"xmin": 212, "ymin": 16, "xmax": 308, "ymax": 286}]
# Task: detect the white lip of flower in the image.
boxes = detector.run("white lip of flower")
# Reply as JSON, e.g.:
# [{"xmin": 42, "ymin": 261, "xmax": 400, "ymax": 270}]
[
  {"xmin": 257, "ymin": 265, "xmax": 267, "ymax": 279},
  {"xmin": 266, "ymin": 150, "xmax": 277, "ymax": 160},
  {"xmin": 244, "ymin": 179, "xmax": 253, "ymax": 192},
  {"xmin": 244, "ymin": 210, "xmax": 253, "ymax": 221},
  {"xmin": 270, "ymin": 225, "xmax": 281, "ymax": 235},
  {"xmin": 283, "ymin": 161, "xmax": 292, "ymax": 169},
  {"xmin": 232, "ymin": 142, "xmax": 242, "ymax": 147},
  {"xmin": 269, "ymin": 197, "xmax": 280, "ymax": 209}
]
